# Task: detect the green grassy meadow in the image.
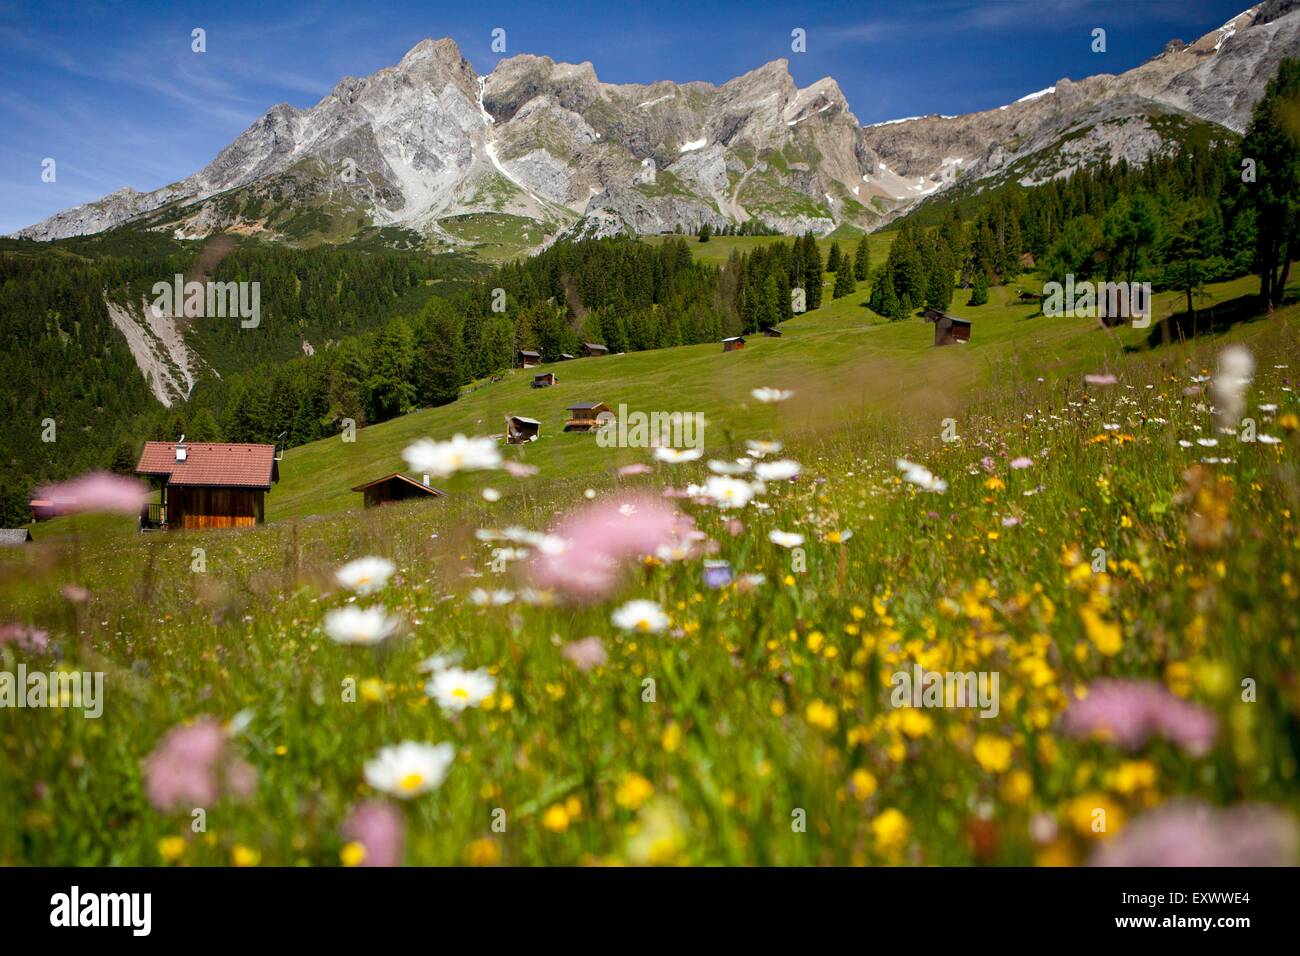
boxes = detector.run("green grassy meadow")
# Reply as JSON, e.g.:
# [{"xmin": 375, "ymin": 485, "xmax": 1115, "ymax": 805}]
[{"xmin": 2, "ymin": 266, "xmax": 1299, "ymax": 866}]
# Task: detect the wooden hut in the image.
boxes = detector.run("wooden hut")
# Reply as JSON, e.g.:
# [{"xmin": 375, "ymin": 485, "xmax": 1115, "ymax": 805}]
[
  {"xmin": 505, "ymin": 415, "xmax": 541, "ymax": 444},
  {"xmin": 761, "ymin": 326, "xmax": 783, "ymax": 338},
  {"xmin": 0, "ymin": 529, "xmax": 32, "ymax": 546},
  {"xmin": 135, "ymin": 441, "xmax": 279, "ymax": 530},
  {"xmin": 558, "ymin": 353, "xmax": 576, "ymax": 362},
  {"xmin": 564, "ymin": 402, "xmax": 614, "ymax": 433},
  {"xmin": 351, "ymin": 473, "xmax": 447, "ymax": 509},
  {"xmin": 517, "ymin": 349, "xmax": 542, "ymax": 368},
  {"xmin": 923, "ymin": 309, "xmax": 972, "ymax": 346},
  {"xmin": 532, "ymin": 371, "xmax": 557, "ymax": 388},
  {"xmin": 580, "ymin": 342, "xmax": 609, "ymax": 358},
  {"xmin": 722, "ymin": 336, "xmax": 746, "ymax": 352},
  {"xmin": 28, "ymin": 498, "xmax": 68, "ymax": 521}
]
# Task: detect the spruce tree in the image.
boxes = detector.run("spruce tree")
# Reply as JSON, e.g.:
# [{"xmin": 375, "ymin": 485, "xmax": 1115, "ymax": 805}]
[
  {"xmin": 803, "ymin": 234, "xmax": 824, "ymax": 311},
  {"xmin": 854, "ymin": 238, "xmax": 870, "ymax": 281},
  {"xmin": 414, "ymin": 311, "xmax": 462, "ymax": 409},
  {"xmin": 827, "ymin": 242, "xmax": 842, "ymax": 273},
  {"xmin": 1233, "ymin": 57, "xmax": 1299, "ymax": 308},
  {"xmin": 834, "ymin": 260, "xmax": 856, "ymax": 299}
]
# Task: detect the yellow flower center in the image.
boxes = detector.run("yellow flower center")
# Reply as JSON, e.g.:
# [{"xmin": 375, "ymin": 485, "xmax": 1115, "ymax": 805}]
[
  {"xmin": 398, "ymin": 772, "xmax": 425, "ymax": 792},
  {"xmin": 452, "ymin": 687, "xmax": 470, "ymax": 699}
]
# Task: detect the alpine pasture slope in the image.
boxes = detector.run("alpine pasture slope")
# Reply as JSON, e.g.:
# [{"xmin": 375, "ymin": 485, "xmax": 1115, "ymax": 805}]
[
  {"xmin": 3, "ymin": 258, "xmax": 1299, "ymax": 867},
  {"xmin": 267, "ymin": 264, "xmax": 1273, "ymax": 517}
]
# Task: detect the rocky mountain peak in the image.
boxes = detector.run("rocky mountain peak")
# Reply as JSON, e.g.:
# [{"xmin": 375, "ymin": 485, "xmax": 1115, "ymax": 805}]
[{"xmin": 12, "ymin": 5, "xmax": 1297, "ymax": 246}]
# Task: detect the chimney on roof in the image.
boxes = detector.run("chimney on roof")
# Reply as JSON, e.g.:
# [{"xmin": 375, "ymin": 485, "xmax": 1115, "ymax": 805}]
[
  {"xmin": 423, "ymin": 474, "xmax": 430, "ymax": 487},
  {"xmin": 176, "ymin": 435, "xmax": 187, "ymax": 462}
]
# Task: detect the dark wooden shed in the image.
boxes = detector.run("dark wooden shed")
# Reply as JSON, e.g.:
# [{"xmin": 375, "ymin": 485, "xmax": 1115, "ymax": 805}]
[
  {"xmin": 532, "ymin": 371, "xmax": 557, "ymax": 388},
  {"xmin": 722, "ymin": 336, "xmax": 746, "ymax": 352},
  {"xmin": 580, "ymin": 342, "xmax": 609, "ymax": 358},
  {"xmin": 505, "ymin": 415, "xmax": 542, "ymax": 444},
  {"xmin": 923, "ymin": 309, "xmax": 972, "ymax": 346},
  {"xmin": 351, "ymin": 473, "xmax": 447, "ymax": 509},
  {"xmin": 517, "ymin": 349, "xmax": 542, "ymax": 368},
  {"xmin": 761, "ymin": 326, "xmax": 783, "ymax": 338}
]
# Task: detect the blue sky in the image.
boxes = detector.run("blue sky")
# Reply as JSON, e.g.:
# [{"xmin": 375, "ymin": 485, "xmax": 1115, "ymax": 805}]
[{"xmin": 0, "ymin": 0, "xmax": 1253, "ymax": 234}]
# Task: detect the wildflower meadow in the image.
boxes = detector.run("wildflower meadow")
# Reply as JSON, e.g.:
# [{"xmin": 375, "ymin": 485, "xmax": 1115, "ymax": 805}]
[{"xmin": 3, "ymin": 312, "xmax": 1298, "ymax": 869}]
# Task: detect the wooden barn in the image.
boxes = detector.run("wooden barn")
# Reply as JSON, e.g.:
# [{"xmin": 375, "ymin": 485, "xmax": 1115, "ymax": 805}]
[
  {"xmin": 564, "ymin": 402, "xmax": 614, "ymax": 432},
  {"xmin": 722, "ymin": 336, "xmax": 746, "ymax": 352},
  {"xmin": 517, "ymin": 349, "xmax": 542, "ymax": 368},
  {"xmin": 505, "ymin": 415, "xmax": 542, "ymax": 444},
  {"xmin": 761, "ymin": 326, "xmax": 783, "ymax": 338},
  {"xmin": 351, "ymin": 473, "xmax": 447, "ymax": 509},
  {"xmin": 580, "ymin": 342, "xmax": 609, "ymax": 358},
  {"xmin": 136, "ymin": 441, "xmax": 279, "ymax": 530},
  {"xmin": 0, "ymin": 529, "xmax": 32, "ymax": 546},
  {"xmin": 27, "ymin": 497, "xmax": 68, "ymax": 521},
  {"xmin": 558, "ymin": 353, "xmax": 576, "ymax": 362},
  {"xmin": 923, "ymin": 309, "xmax": 972, "ymax": 347},
  {"xmin": 532, "ymin": 371, "xmax": 557, "ymax": 388}
]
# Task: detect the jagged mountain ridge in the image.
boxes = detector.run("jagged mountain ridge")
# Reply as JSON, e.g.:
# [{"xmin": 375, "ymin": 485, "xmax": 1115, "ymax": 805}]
[
  {"xmin": 15, "ymin": 2, "xmax": 1299, "ymax": 246},
  {"xmin": 17, "ymin": 39, "xmax": 889, "ymax": 246},
  {"xmin": 861, "ymin": 3, "xmax": 1299, "ymax": 208}
]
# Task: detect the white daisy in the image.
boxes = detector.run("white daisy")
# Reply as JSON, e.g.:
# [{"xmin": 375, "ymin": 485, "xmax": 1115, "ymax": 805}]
[
  {"xmin": 324, "ymin": 606, "xmax": 399, "ymax": 645},
  {"xmin": 469, "ymin": 588, "xmax": 514, "ymax": 606},
  {"xmin": 426, "ymin": 667, "xmax": 497, "ymax": 712},
  {"xmin": 768, "ymin": 530, "xmax": 805, "ymax": 548},
  {"xmin": 1211, "ymin": 345, "xmax": 1255, "ymax": 430},
  {"xmin": 364, "ymin": 742, "xmax": 455, "ymax": 798},
  {"xmin": 654, "ymin": 447, "xmax": 704, "ymax": 464},
  {"xmin": 745, "ymin": 439, "xmax": 783, "ymax": 458},
  {"xmin": 703, "ymin": 475, "xmax": 756, "ymax": 509},
  {"xmin": 612, "ymin": 599, "xmax": 669, "ymax": 633},
  {"xmin": 752, "ymin": 387, "xmax": 794, "ymax": 403},
  {"xmin": 895, "ymin": 458, "xmax": 948, "ymax": 494},
  {"xmin": 755, "ymin": 459, "xmax": 801, "ymax": 481},
  {"xmin": 403, "ymin": 434, "xmax": 502, "ymax": 478},
  {"xmin": 335, "ymin": 556, "xmax": 395, "ymax": 595},
  {"xmin": 708, "ymin": 458, "xmax": 753, "ymax": 475},
  {"xmin": 417, "ymin": 651, "xmax": 463, "ymax": 673}
]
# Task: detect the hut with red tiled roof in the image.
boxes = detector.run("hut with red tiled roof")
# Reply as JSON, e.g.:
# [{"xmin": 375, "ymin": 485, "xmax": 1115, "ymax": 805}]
[{"xmin": 135, "ymin": 440, "xmax": 279, "ymax": 530}]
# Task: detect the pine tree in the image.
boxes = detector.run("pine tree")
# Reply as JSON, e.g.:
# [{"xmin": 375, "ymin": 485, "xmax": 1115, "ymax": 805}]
[
  {"xmin": 871, "ymin": 268, "xmax": 900, "ymax": 319},
  {"xmin": 833, "ymin": 260, "xmax": 856, "ymax": 299},
  {"xmin": 109, "ymin": 439, "xmax": 136, "ymax": 475},
  {"xmin": 415, "ymin": 305, "xmax": 463, "ymax": 408},
  {"xmin": 967, "ymin": 270, "xmax": 989, "ymax": 306},
  {"xmin": 1233, "ymin": 57, "xmax": 1300, "ymax": 308},
  {"xmin": 187, "ymin": 407, "xmax": 223, "ymax": 442},
  {"xmin": 826, "ymin": 242, "xmax": 842, "ymax": 273},
  {"xmin": 802, "ymin": 234, "xmax": 824, "ymax": 311},
  {"xmin": 853, "ymin": 238, "xmax": 870, "ymax": 281}
]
